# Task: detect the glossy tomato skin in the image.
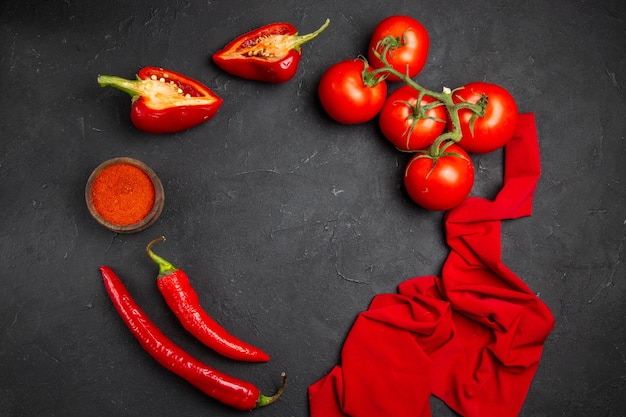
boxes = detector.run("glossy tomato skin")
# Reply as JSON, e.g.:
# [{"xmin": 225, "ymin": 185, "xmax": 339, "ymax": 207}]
[
  {"xmin": 368, "ymin": 16, "xmax": 429, "ymax": 82},
  {"xmin": 451, "ymin": 82, "xmax": 518, "ymax": 154},
  {"xmin": 318, "ymin": 59, "xmax": 387, "ymax": 124},
  {"xmin": 404, "ymin": 144, "xmax": 474, "ymax": 211},
  {"xmin": 379, "ymin": 85, "xmax": 447, "ymax": 151}
]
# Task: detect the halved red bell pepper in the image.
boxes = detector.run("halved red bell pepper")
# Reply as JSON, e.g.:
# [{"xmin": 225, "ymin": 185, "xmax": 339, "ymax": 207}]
[
  {"xmin": 212, "ymin": 19, "xmax": 330, "ymax": 83},
  {"xmin": 97, "ymin": 67, "xmax": 223, "ymax": 134}
]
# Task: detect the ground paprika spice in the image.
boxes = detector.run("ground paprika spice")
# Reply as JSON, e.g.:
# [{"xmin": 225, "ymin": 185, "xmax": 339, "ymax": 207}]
[
  {"xmin": 86, "ymin": 157, "xmax": 164, "ymax": 232},
  {"xmin": 91, "ymin": 163, "xmax": 155, "ymax": 225}
]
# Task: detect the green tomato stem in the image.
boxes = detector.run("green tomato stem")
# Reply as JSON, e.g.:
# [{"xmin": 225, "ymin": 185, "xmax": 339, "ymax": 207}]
[{"xmin": 369, "ymin": 42, "xmax": 487, "ymax": 157}]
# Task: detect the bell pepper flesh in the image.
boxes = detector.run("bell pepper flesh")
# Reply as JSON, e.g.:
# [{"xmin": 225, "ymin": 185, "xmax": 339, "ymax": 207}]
[
  {"xmin": 213, "ymin": 19, "xmax": 329, "ymax": 83},
  {"xmin": 98, "ymin": 67, "xmax": 223, "ymax": 134}
]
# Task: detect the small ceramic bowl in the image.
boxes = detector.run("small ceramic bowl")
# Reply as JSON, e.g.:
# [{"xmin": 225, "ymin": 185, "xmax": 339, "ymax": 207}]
[{"xmin": 85, "ymin": 157, "xmax": 164, "ymax": 233}]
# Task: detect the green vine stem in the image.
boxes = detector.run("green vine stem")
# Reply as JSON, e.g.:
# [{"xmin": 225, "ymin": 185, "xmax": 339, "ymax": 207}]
[{"xmin": 368, "ymin": 37, "xmax": 488, "ymax": 156}]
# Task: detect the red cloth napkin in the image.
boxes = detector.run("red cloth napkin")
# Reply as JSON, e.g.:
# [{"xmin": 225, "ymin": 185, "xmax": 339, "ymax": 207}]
[{"xmin": 308, "ymin": 113, "xmax": 555, "ymax": 417}]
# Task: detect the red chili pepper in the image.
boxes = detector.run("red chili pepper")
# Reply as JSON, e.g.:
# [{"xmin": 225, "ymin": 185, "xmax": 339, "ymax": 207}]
[
  {"xmin": 100, "ymin": 265, "xmax": 286, "ymax": 410},
  {"xmin": 212, "ymin": 19, "xmax": 330, "ymax": 83},
  {"xmin": 145, "ymin": 236, "xmax": 270, "ymax": 362},
  {"xmin": 97, "ymin": 67, "xmax": 222, "ymax": 134}
]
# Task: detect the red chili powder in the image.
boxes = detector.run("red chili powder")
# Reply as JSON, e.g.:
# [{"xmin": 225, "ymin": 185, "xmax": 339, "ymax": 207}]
[{"xmin": 91, "ymin": 163, "xmax": 156, "ymax": 226}]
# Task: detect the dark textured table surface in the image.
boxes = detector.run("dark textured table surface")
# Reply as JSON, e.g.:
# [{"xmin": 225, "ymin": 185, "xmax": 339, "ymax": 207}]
[{"xmin": 1, "ymin": 0, "xmax": 625, "ymax": 416}]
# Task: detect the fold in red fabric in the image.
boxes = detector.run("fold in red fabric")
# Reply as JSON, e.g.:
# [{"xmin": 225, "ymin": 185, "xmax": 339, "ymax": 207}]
[{"xmin": 308, "ymin": 113, "xmax": 555, "ymax": 417}]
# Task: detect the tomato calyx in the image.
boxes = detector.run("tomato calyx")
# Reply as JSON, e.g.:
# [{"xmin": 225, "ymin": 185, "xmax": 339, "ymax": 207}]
[
  {"xmin": 413, "ymin": 139, "xmax": 469, "ymax": 178},
  {"xmin": 468, "ymin": 94, "xmax": 488, "ymax": 138},
  {"xmin": 373, "ymin": 32, "xmax": 414, "ymax": 77},
  {"xmin": 375, "ymin": 33, "xmax": 407, "ymax": 54},
  {"xmin": 398, "ymin": 91, "xmax": 446, "ymax": 121},
  {"xmin": 357, "ymin": 57, "xmax": 386, "ymax": 87},
  {"xmin": 452, "ymin": 90, "xmax": 488, "ymax": 138},
  {"xmin": 394, "ymin": 92, "xmax": 446, "ymax": 144}
]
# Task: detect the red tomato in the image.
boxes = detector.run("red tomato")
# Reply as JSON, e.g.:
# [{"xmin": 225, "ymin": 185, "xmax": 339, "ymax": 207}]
[
  {"xmin": 368, "ymin": 16, "xmax": 429, "ymax": 82},
  {"xmin": 318, "ymin": 59, "xmax": 387, "ymax": 124},
  {"xmin": 451, "ymin": 82, "xmax": 518, "ymax": 154},
  {"xmin": 404, "ymin": 143, "xmax": 474, "ymax": 211},
  {"xmin": 379, "ymin": 85, "xmax": 447, "ymax": 151}
]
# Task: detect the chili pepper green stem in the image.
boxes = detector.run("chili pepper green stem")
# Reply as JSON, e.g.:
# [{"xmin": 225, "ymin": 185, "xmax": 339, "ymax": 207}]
[
  {"xmin": 292, "ymin": 19, "xmax": 330, "ymax": 52},
  {"xmin": 97, "ymin": 74, "xmax": 143, "ymax": 99},
  {"xmin": 256, "ymin": 372, "xmax": 287, "ymax": 408},
  {"xmin": 146, "ymin": 236, "xmax": 178, "ymax": 276}
]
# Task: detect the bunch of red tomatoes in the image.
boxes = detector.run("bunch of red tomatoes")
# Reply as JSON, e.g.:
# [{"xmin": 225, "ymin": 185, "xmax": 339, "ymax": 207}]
[{"xmin": 318, "ymin": 15, "xmax": 519, "ymax": 211}]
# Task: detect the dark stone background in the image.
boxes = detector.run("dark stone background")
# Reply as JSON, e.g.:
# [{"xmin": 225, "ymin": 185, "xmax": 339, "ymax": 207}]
[{"xmin": 1, "ymin": 0, "xmax": 624, "ymax": 416}]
